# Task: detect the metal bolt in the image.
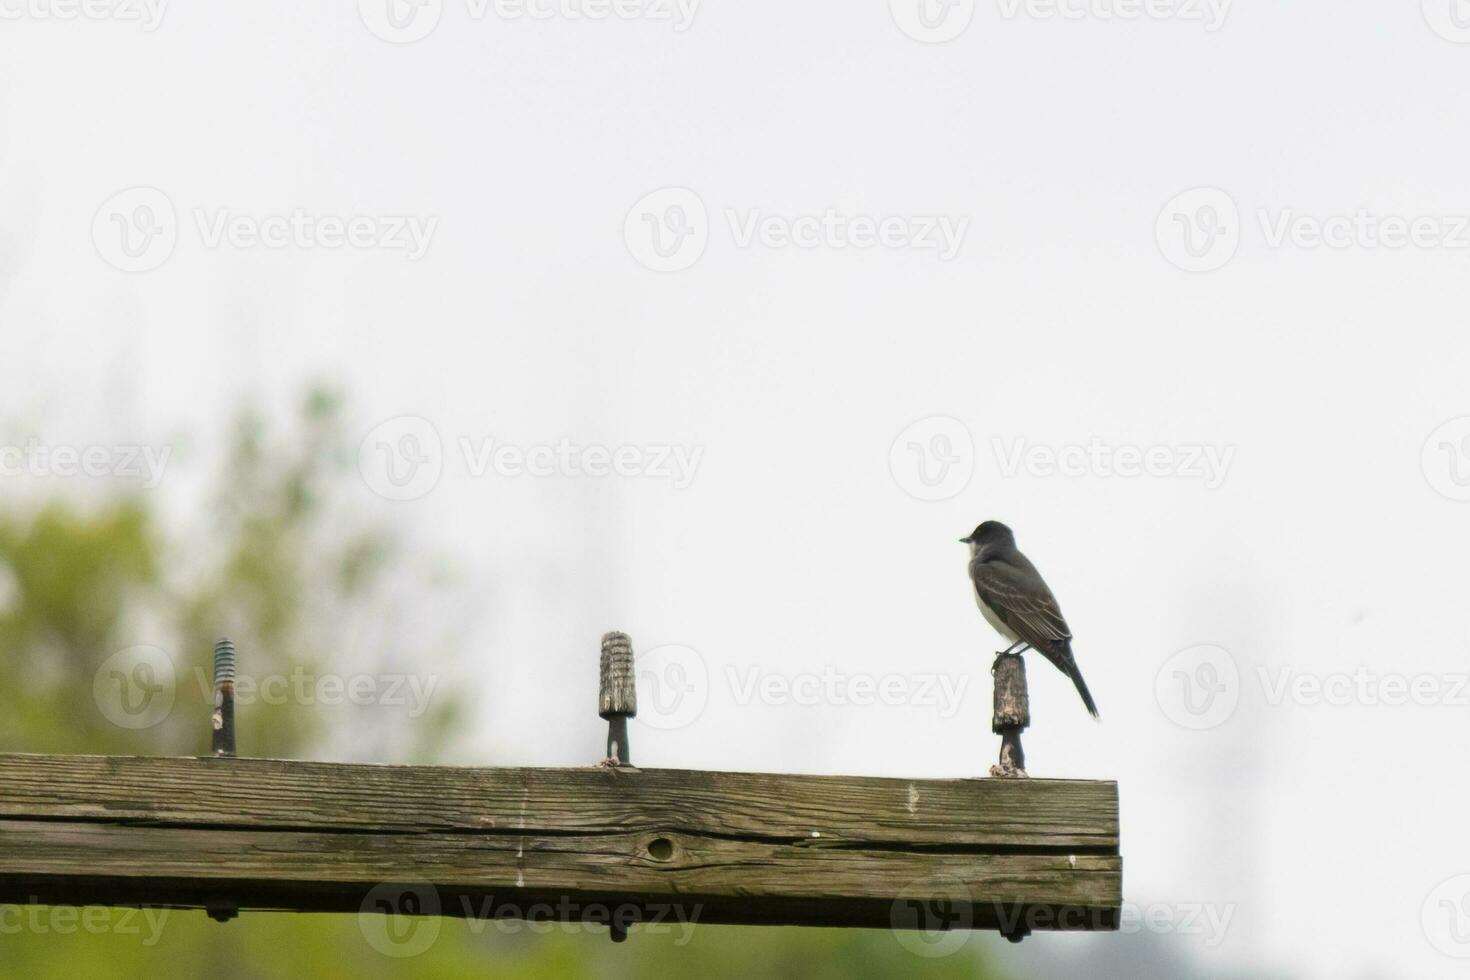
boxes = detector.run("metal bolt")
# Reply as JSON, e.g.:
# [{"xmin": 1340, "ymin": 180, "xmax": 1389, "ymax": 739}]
[
  {"xmin": 212, "ymin": 637, "xmax": 237, "ymax": 758},
  {"xmin": 599, "ymin": 631, "xmax": 636, "ymax": 768}
]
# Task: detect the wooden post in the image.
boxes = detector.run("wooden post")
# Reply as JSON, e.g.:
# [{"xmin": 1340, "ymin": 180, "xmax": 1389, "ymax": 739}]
[
  {"xmin": 0, "ymin": 754, "xmax": 1121, "ymax": 935},
  {"xmin": 990, "ymin": 653, "xmax": 1029, "ymax": 780}
]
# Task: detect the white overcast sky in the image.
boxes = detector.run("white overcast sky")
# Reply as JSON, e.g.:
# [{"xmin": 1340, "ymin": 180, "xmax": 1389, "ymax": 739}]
[{"xmin": 4, "ymin": 3, "xmax": 1470, "ymax": 978}]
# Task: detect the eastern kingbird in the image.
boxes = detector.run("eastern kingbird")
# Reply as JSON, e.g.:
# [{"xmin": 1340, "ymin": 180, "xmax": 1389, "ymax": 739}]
[{"xmin": 962, "ymin": 521, "xmax": 1099, "ymax": 719}]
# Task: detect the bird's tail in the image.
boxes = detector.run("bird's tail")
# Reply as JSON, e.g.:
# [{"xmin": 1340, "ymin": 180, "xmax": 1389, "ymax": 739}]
[{"xmin": 1059, "ymin": 645, "xmax": 1100, "ymax": 720}]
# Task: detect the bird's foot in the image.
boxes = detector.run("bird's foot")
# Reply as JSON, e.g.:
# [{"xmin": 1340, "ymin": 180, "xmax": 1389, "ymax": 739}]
[
  {"xmin": 596, "ymin": 756, "xmax": 623, "ymax": 768},
  {"xmin": 988, "ymin": 763, "xmax": 1029, "ymax": 779}
]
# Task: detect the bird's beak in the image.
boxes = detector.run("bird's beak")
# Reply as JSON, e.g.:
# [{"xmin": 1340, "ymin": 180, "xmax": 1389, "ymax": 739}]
[{"xmin": 958, "ymin": 536, "xmax": 972, "ymax": 544}]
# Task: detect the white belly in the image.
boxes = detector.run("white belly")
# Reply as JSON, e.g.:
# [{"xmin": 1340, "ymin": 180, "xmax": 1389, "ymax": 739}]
[{"xmin": 975, "ymin": 592, "xmax": 1020, "ymax": 643}]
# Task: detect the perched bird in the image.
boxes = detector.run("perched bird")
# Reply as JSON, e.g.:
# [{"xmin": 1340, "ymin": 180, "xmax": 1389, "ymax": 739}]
[{"xmin": 961, "ymin": 521, "xmax": 1099, "ymax": 719}]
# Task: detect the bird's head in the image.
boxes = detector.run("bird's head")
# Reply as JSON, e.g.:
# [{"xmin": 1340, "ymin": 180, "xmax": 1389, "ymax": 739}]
[{"xmin": 959, "ymin": 521, "xmax": 1014, "ymax": 548}]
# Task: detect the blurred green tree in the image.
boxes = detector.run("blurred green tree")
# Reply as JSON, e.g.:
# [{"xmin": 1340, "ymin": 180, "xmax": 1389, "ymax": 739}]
[{"xmin": 0, "ymin": 388, "xmax": 1002, "ymax": 979}]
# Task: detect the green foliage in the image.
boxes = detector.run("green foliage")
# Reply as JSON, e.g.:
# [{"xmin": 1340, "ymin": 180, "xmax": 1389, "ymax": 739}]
[
  {"xmin": 0, "ymin": 499, "xmax": 157, "ymax": 753},
  {"xmin": 0, "ymin": 388, "xmax": 1003, "ymax": 980}
]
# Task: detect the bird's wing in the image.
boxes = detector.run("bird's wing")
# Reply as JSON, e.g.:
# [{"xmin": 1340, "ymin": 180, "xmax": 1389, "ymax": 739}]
[{"xmin": 970, "ymin": 558, "xmax": 1072, "ymax": 647}]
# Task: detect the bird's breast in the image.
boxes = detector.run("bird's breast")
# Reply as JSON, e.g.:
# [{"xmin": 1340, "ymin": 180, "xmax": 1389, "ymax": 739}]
[{"xmin": 974, "ymin": 591, "xmax": 1020, "ymax": 642}]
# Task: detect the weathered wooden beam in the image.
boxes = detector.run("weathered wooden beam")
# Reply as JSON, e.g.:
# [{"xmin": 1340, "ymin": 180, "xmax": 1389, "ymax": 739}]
[{"xmin": 0, "ymin": 754, "xmax": 1120, "ymax": 934}]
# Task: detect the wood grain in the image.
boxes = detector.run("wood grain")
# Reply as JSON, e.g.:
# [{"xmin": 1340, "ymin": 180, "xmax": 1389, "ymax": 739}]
[{"xmin": 0, "ymin": 754, "xmax": 1121, "ymax": 932}]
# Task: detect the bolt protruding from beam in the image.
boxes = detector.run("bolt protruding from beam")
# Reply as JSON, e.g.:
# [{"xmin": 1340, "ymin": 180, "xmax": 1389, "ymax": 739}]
[
  {"xmin": 989, "ymin": 652, "xmax": 1028, "ymax": 779},
  {"xmin": 598, "ymin": 630, "xmax": 637, "ymax": 943},
  {"xmin": 212, "ymin": 637, "xmax": 237, "ymax": 758},
  {"xmin": 599, "ymin": 630, "xmax": 636, "ymax": 771},
  {"xmin": 599, "ymin": 631, "xmax": 637, "ymax": 720}
]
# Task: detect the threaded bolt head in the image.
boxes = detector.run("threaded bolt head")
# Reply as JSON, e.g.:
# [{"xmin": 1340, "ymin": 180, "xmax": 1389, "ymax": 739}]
[
  {"xmin": 213, "ymin": 637, "xmax": 237, "ymax": 686},
  {"xmin": 599, "ymin": 631, "xmax": 636, "ymax": 719}
]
